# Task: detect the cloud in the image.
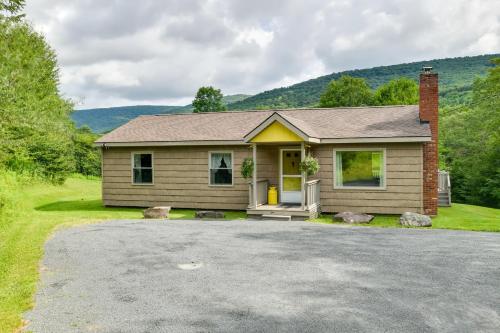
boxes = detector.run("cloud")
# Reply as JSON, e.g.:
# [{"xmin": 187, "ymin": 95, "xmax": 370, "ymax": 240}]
[{"xmin": 25, "ymin": 0, "xmax": 500, "ymax": 109}]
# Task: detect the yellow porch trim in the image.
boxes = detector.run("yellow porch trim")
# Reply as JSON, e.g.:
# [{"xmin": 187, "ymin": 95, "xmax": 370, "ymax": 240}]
[{"xmin": 250, "ymin": 121, "xmax": 304, "ymax": 143}]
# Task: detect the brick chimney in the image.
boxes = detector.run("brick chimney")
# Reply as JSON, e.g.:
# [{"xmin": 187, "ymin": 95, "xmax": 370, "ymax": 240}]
[{"xmin": 419, "ymin": 66, "xmax": 438, "ymax": 215}]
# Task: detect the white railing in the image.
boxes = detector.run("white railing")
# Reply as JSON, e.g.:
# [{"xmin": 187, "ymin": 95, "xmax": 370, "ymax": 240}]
[
  {"xmin": 305, "ymin": 179, "xmax": 321, "ymax": 210},
  {"xmin": 249, "ymin": 179, "xmax": 269, "ymax": 208},
  {"xmin": 438, "ymin": 170, "xmax": 452, "ymax": 206},
  {"xmin": 438, "ymin": 170, "xmax": 451, "ymax": 192}
]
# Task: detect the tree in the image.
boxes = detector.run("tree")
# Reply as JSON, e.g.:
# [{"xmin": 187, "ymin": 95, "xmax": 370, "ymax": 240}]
[
  {"xmin": 0, "ymin": 0, "xmax": 25, "ymax": 20},
  {"xmin": 319, "ymin": 75, "xmax": 373, "ymax": 107},
  {"xmin": 440, "ymin": 58, "xmax": 500, "ymax": 208},
  {"xmin": 73, "ymin": 126, "xmax": 101, "ymax": 176},
  {"xmin": 374, "ymin": 77, "xmax": 419, "ymax": 105},
  {"xmin": 192, "ymin": 86, "xmax": 227, "ymax": 113},
  {"xmin": 0, "ymin": 14, "xmax": 75, "ymax": 183}
]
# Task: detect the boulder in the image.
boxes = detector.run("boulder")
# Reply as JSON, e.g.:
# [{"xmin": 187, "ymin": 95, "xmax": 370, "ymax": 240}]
[
  {"xmin": 399, "ymin": 212, "xmax": 432, "ymax": 227},
  {"xmin": 195, "ymin": 210, "xmax": 225, "ymax": 219},
  {"xmin": 143, "ymin": 206, "xmax": 171, "ymax": 219},
  {"xmin": 333, "ymin": 211, "xmax": 374, "ymax": 224}
]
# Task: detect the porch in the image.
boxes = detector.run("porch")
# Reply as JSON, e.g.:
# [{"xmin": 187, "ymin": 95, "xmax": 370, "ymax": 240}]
[
  {"xmin": 245, "ymin": 142, "xmax": 321, "ymax": 220},
  {"xmin": 247, "ymin": 179, "xmax": 321, "ymax": 220},
  {"xmin": 242, "ymin": 112, "xmax": 322, "ymax": 220}
]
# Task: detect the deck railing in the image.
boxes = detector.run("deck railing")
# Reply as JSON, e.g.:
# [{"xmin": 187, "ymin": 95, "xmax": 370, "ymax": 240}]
[
  {"xmin": 438, "ymin": 170, "xmax": 451, "ymax": 206},
  {"xmin": 249, "ymin": 179, "xmax": 269, "ymax": 208},
  {"xmin": 438, "ymin": 170, "xmax": 450, "ymax": 192},
  {"xmin": 305, "ymin": 179, "xmax": 320, "ymax": 210}
]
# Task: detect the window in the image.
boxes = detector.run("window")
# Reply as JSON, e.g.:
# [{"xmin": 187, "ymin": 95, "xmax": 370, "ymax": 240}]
[
  {"xmin": 132, "ymin": 153, "xmax": 153, "ymax": 184},
  {"xmin": 209, "ymin": 152, "xmax": 233, "ymax": 186},
  {"xmin": 334, "ymin": 149, "xmax": 385, "ymax": 189}
]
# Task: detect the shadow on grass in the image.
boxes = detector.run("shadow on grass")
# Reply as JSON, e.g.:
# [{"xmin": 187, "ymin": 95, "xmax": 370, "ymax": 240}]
[{"xmin": 35, "ymin": 199, "xmax": 140, "ymax": 213}]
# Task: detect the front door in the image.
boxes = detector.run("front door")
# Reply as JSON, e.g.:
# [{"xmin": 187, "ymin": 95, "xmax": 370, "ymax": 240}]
[{"xmin": 280, "ymin": 149, "xmax": 302, "ymax": 204}]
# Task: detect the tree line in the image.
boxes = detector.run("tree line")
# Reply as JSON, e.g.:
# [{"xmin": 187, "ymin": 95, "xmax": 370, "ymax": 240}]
[
  {"xmin": 0, "ymin": 0, "xmax": 100, "ymax": 184},
  {"xmin": 227, "ymin": 54, "xmax": 497, "ymax": 111},
  {"xmin": 439, "ymin": 59, "xmax": 499, "ymax": 207},
  {"xmin": 193, "ymin": 76, "xmax": 419, "ymax": 112}
]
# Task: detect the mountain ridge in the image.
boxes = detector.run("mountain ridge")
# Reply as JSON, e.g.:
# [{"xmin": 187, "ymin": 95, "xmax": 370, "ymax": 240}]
[
  {"xmin": 72, "ymin": 53, "xmax": 499, "ymax": 133},
  {"xmin": 227, "ymin": 54, "xmax": 499, "ymax": 110},
  {"xmin": 72, "ymin": 94, "xmax": 250, "ymax": 133}
]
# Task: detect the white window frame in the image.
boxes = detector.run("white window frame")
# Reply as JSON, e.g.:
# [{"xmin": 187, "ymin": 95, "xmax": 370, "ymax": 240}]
[
  {"xmin": 208, "ymin": 151, "xmax": 234, "ymax": 187},
  {"xmin": 333, "ymin": 148, "xmax": 386, "ymax": 190},
  {"xmin": 131, "ymin": 151, "xmax": 154, "ymax": 185}
]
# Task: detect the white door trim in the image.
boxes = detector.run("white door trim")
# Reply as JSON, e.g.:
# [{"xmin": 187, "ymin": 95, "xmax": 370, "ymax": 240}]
[{"xmin": 279, "ymin": 148, "xmax": 303, "ymax": 204}]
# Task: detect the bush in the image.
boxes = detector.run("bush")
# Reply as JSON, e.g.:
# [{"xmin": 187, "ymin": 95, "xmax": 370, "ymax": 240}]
[{"xmin": 73, "ymin": 126, "xmax": 101, "ymax": 177}]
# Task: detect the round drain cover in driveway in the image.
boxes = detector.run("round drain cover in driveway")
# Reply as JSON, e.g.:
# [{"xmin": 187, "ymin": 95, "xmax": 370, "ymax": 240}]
[{"xmin": 177, "ymin": 262, "xmax": 203, "ymax": 270}]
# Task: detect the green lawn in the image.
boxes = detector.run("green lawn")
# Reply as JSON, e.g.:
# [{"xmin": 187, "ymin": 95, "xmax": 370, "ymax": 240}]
[
  {"xmin": 0, "ymin": 176, "xmax": 498, "ymax": 332},
  {"xmin": 0, "ymin": 176, "xmax": 245, "ymax": 333},
  {"xmin": 311, "ymin": 204, "xmax": 500, "ymax": 232}
]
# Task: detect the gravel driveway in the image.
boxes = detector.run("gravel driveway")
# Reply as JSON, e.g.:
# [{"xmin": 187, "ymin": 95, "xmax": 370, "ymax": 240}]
[{"xmin": 25, "ymin": 219, "xmax": 500, "ymax": 332}]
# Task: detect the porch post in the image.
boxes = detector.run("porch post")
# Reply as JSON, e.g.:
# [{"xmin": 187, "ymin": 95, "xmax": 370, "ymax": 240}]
[
  {"xmin": 252, "ymin": 143, "xmax": 258, "ymax": 208},
  {"xmin": 301, "ymin": 142, "xmax": 306, "ymax": 210}
]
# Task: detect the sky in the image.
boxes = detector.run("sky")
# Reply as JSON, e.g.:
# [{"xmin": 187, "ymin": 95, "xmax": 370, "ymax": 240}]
[{"xmin": 25, "ymin": 0, "xmax": 500, "ymax": 109}]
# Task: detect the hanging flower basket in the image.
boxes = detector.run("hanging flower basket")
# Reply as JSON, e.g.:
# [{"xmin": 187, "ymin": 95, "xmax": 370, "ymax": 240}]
[
  {"xmin": 241, "ymin": 157, "xmax": 254, "ymax": 179},
  {"xmin": 299, "ymin": 155, "xmax": 320, "ymax": 176}
]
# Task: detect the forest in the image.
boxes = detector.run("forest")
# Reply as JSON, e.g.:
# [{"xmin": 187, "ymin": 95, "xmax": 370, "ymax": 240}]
[{"xmin": 228, "ymin": 54, "xmax": 498, "ymax": 110}]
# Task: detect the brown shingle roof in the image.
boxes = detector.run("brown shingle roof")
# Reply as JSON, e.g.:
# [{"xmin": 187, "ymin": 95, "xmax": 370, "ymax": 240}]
[{"xmin": 95, "ymin": 105, "xmax": 430, "ymax": 144}]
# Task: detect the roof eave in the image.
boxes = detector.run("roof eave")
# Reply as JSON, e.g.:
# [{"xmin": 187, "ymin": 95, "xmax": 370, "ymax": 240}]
[
  {"xmin": 320, "ymin": 136, "xmax": 431, "ymax": 143},
  {"xmin": 243, "ymin": 112, "xmax": 314, "ymax": 143},
  {"xmin": 94, "ymin": 140, "xmax": 247, "ymax": 147}
]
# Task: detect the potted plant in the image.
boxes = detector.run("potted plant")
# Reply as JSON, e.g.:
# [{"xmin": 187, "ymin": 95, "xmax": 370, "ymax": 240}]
[
  {"xmin": 299, "ymin": 155, "xmax": 320, "ymax": 176},
  {"xmin": 241, "ymin": 157, "xmax": 254, "ymax": 179}
]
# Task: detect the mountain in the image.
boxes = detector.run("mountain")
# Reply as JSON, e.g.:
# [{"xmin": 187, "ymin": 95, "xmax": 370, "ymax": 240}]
[
  {"xmin": 72, "ymin": 94, "xmax": 251, "ymax": 133},
  {"xmin": 227, "ymin": 54, "xmax": 499, "ymax": 110},
  {"xmin": 73, "ymin": 54, "xmax": 498, "ymax": 133},
  {"xmin": 71, "ymin": 105, "xmax": 187, "ymax": 134}
]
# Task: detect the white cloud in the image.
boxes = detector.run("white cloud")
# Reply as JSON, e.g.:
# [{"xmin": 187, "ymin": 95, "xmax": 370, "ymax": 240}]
[{"xmin": 24, "ymin": 0, "xmax": 500, "ymax": 109}]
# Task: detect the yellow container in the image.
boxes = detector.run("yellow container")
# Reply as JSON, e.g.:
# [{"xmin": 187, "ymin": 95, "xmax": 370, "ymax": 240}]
[{"xmin": 268, "ymin": 185, "xmax": 278, "ymax": 205}]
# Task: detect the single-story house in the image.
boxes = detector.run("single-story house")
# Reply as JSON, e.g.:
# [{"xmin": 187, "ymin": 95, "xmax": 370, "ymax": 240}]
[{"xmin": 96, "ymin": 68, "xmax": 439, "ymax": 219}]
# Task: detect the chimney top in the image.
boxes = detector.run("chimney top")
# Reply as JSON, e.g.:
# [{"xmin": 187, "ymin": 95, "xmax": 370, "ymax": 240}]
[{"xmin": 422, "ymin": 66, "xmax": 433, "ymax": 73}]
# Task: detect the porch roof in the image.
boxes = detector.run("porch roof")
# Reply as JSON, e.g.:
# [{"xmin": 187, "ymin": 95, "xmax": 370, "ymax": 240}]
[{"xmin": 96, "ymin": 105, "xmax": 431, "ymax": 146}]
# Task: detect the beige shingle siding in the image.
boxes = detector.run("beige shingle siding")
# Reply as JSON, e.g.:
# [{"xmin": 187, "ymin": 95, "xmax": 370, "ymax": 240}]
[
  {"xmin": 103, "ymin": 143, "xmax": 423, "ymax": 214},
  {"xmin": 312, "ymin": 143, "xmax": 423, "ymax": 214},
  {"xmin": 102, "ymin": 146, "xmax": 254, "ymax": 209}
]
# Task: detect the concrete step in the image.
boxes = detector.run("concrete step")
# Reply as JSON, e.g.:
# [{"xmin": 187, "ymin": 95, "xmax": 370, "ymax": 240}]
[
  {"xmin": 261, "ymin": 214, "xmax": 292, "ymax": 221},
  {"xmin": 439, "ymin": 199, "xmax": 451, "ymax": 206}
]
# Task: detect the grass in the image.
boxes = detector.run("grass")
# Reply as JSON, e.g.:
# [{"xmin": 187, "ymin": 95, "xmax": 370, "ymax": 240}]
[
  {"xmin": 311, "ymin": 204, "xmax": 500, "ymax": 232},
  {"xmin": 0, "ymin": 176, "xmax": 245, "ymax": 333}
]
